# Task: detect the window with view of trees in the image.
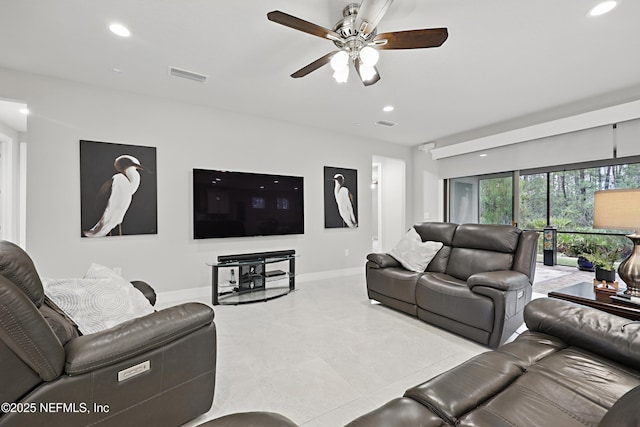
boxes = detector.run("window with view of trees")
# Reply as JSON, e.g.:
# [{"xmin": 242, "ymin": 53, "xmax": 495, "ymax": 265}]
[
  {"xmin": 479, "ymin": 176, "xmax": 512, "ymax": 225},
  {"xmin": 450, "ymin": 157, "xmax": 640, "ymax": 265},
  {"xmin": 519, "ymin": 163, "xmax": 640, "ymax": 231},
  {"xmin": 518, "ymin": 161, "xmax": 640, "ymax": 263}
]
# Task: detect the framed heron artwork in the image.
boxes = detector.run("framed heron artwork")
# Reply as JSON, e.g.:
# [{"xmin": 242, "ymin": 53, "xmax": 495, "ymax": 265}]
[
  {"xmin": 80, "ymin": 140, "xmax": 157, "ymax": 237},
  {"xmin": 324, "ymin": 166, "xmax": 358, "ymax": 229}
]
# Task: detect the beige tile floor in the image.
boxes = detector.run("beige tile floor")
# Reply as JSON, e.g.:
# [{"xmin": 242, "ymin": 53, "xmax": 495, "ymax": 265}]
[{"xmin": 166, "ymin": 262, "xmax": 596, "ymax": 427}]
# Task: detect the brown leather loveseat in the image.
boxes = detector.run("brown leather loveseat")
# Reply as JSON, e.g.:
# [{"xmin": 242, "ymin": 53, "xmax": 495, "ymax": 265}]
[
  {"xmin": 346, "ymin": 298, "xmax": 640, "ymax": 427},
  {"xmin": 366, "ymin": 222, "xmax": 538, "ymax": 348},
  {"xmin": 0, "ymin": 240, "xmax": 216, "ymax": 426}
]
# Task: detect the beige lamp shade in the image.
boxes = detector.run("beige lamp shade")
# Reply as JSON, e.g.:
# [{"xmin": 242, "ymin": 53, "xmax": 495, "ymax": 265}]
[{"xmin": 593, "ymin": 188, "xmax": 640, "ymax": 231}]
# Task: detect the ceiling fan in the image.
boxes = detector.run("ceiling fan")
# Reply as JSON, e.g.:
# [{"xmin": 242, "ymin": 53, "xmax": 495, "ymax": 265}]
[{"xmin": 267, "ymin": 0, "xmax": 448, "ymax": 86}]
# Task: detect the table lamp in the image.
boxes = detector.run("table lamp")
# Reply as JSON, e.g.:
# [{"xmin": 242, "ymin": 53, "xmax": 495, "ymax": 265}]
[{"xmin": 593, "ymin": 188, "xmax": 640, "ymax": 296}]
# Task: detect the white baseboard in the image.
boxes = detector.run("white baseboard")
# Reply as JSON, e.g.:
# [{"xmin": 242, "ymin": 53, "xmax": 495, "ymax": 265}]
[
  {"xmin": 296, "ymin": 267, "xmax": 363, "ymax": 283},
  {"xmin": 155, "ymin": 267, "xmax": 363, "ymax": 307}
]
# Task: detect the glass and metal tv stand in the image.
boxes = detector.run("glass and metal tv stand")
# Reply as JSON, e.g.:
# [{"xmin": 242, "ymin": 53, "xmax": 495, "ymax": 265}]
[{"xmin": 207, "ymin": 250, "xmax": 296, "ymax": 305}]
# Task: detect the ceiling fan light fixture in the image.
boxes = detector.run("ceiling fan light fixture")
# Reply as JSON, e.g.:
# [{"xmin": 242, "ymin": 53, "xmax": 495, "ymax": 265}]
[
  {"xmin": 588, "ymin": 1, "xmax": 618, "ymax": 16},
  {"xmin": 359, "ymin": 46, "xmax": 379, "ymax": 66},
  {"xmin": 330, "ymin": 51, "xmax": 349, "ymax": 71},
  {"xmin": 109, "ymin": 23, "xmax": 131, "ymax": 37},
  {"xmin": 333, "ymin": 65, "xmax": 349, "ymax": 83},
  {"xmin": 359, "ymin": 64, "xmax": 377, "ymax": 81}
]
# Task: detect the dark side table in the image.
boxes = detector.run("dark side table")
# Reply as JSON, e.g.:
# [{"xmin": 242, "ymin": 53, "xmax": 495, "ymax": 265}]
[{"xmin": 548, "ymin": 282, "xmax": 640, "ymax": 321}]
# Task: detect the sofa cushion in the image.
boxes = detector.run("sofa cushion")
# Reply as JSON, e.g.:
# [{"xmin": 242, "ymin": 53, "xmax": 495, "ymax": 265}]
[
  {"xmin": 389, "ymin": 228, "xmax": 443, "ymax": 272},
  {"xmin": 458, "ymin": 347, "xmax": 640, "ymax": 427},
  {"xmin": 414, "ymin": 222, "xmax": 457, "ymax": 274},
  {"xmin": 446, "ymin": 248, "xmax": 514, "ymax": 281},
  {"xmin": 451, "ymin": 223, "xmax": 521, "ymax": 253},
  {"xmin": 39, "ymin": 303, "xmax": 79, "ymax": 345},
  {"xmin": 402, "ymin": 330, "xmax": 569, "ymax": 424},
  {"xmin": 0, "ymin": 275, "xmax": 65, "ymax": 381},
  {"xmin": 416, "ymin": 273, "xmax": 494, "ymax": 332},
  {"xmin": 0, "ymin": 240, "xmax": 45, "ymax": 307},
  {"xmin": 413, "ymin": 222, "xmax": 457, "ymax": 246},
  {"xmin": 525, "ymin": 298, "xmax": 640, "ymax": 368}
]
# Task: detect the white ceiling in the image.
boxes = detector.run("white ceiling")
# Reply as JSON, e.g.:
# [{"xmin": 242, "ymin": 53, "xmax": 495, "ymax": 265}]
[{"xmin": 1, "ymin": 0, "xmax": 639, "ymax": 147}]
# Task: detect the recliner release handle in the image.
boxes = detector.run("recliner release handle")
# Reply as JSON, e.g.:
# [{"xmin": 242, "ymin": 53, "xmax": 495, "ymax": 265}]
[{"xmin": 118, "ymin": 360, "xmax": 151, "ymax": 382}]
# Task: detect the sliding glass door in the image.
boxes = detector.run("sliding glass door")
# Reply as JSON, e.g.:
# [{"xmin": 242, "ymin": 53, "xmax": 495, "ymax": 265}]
[
  {"xmin": 479, "ymin": 174, "xmax": 513, "ymax": 225},
  {"xmin": 450, "ymin": 173, "xmax": 515, "ymax": 225}
]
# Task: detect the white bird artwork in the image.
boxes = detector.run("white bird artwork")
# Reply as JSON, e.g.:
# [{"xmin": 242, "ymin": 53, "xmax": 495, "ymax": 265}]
[
  {"xmin": 333, "ymin": 173, "xmax": 358, "ymax": 228},
  {"xmin": 83, "ymin": 155, "xmax": 144, "ymax": 237}
]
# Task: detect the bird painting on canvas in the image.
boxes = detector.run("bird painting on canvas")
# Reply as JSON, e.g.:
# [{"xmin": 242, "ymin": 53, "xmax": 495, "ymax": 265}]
[
  {"xmin": 83, "ymin": 155, "xmax": 145, "ymax": 237},
  {"xmin": 332, "ymin": 173, "xmax": 358, "ymax": 228}
]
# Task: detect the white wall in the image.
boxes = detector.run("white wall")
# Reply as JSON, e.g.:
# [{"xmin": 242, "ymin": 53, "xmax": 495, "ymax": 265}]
[
  {"xmin": 0, "ymin": 67, "xmax": 412, "ymax": 293},
  {"xmin": 0, "ymin": 120, "xmax": 21, "ymax": 243},
  {"xmin": 411, "ymin": 146, "xmax": 443, "ymax": 224}
]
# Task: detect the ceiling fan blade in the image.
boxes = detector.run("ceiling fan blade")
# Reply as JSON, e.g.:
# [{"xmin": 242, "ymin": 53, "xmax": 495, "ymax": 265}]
[
  {"xmin": 291, "ymin": 51, "xmax": 339, "ymax": 78},
  {"xmin": 373, "ymin": 28, "xmax": 448, "ymax": 50},
  {"xmin": 355, "ymin": 0, "xmax": 394, "ymax": 38},
  {"xmin": 267, "ymin": 11, "xmax": 343, "ymax": 42},
  {"xmin": 354, "ymin": 58, "xmax": 381, "ymax": 86}
]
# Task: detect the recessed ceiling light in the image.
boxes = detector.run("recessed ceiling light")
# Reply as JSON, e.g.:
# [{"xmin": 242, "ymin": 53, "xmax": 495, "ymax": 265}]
[
  {"xmin": 382, "ymin": 105, "xmax": 394, "ymax": 112},
  {"xmin": 588, "ymin": 1, "xmax": 617, "ymax": 16},
  {"xmin": 19, "ymin": 108, "xmax": 29, "ymax": 115},
  {"xmin": 111, "ymin": 68, "xmax": 122, "ymax": 73},
  {"xmin": 479, "ymin": 153, "xmax": 488, "ymax": 157},
  {"xmin": 109, "ymin": 23, "xmax": 131, "ymax": 37}
]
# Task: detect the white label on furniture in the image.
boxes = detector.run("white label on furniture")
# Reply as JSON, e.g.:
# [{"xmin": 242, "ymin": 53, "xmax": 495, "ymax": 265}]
[{"xmin": 118, "ymin": 360, "xmax": 150, "ymax": 382}]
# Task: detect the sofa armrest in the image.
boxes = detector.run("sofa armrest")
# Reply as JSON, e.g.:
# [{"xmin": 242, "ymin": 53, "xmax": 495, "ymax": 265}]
[
  {"xmin": 367, "ymin": 253, "xmax": 400, "ymax": 268},
  {"xmin": 345, "ymin": 397, "xmax": 446, "ymax": 427},
  {"xmin": 131, "ymin": 280, "xmax": 156, "ymax": 306},
  {"xmin": 468, "ymin": 270, "xmax": 530, "ymax": 291},
  {"xmin": 598, "ymin": 385, "xmax": 640, "ymax": 427},
  {"xmin": 64, "ymin": 302, "xmax": 214, "ymax": 375},
  {"xmin": 525, "ymin": 298, "xmax": 640, "ymax": 368}
]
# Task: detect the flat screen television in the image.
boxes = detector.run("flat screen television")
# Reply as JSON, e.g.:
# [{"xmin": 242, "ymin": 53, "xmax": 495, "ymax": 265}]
[{"xmin": 193, "ymin": 169, "xmax": 304, "ymax": 238}]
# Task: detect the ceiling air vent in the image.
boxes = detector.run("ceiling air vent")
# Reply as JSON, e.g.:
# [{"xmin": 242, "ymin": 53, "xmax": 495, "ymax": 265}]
[
  {"xmin": 169, "ymin": 67, "xmax": 208, "ymax": 83},
  {"xmin": 376, "ymin": 120, "xmax": 397, "ymax": 127}
]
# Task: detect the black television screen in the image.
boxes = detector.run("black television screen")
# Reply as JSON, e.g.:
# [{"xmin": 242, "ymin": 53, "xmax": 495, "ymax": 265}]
[{"xmin": 193, "ymin": 169, "xmax": 304, "ymax": 238}]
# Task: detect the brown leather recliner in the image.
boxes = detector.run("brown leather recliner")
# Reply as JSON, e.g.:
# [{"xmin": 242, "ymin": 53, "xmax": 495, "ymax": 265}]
[
  {"xmin": 366, "ymin": 222, "xmax": 539, "ymax": 348},
  {"xmin": 0, "ymin": 241, "xmax": 216, "ymax": 426}
]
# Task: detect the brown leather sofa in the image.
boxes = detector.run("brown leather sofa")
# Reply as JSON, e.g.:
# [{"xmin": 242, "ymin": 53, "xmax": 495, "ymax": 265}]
[
  {"xmin": 366, "ymin": 222, "xmax": 538, "ymax": 348},
  {"xmin": 0, "ymin": 241, "xmax": 216, "ymax": 426},
  {"xmin": 346, "ymin": 298, "xmax": 640, "ymax": 427}
]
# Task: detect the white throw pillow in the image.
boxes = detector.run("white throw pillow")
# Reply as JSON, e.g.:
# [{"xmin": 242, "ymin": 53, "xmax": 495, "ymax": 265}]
[
  {"xmin": 43, "ymin": 265, "xmax": 154, "ymax": 335},
  {"xmin": 388, "ymin": 228, "xmax": 444, "ymax": 272}
]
